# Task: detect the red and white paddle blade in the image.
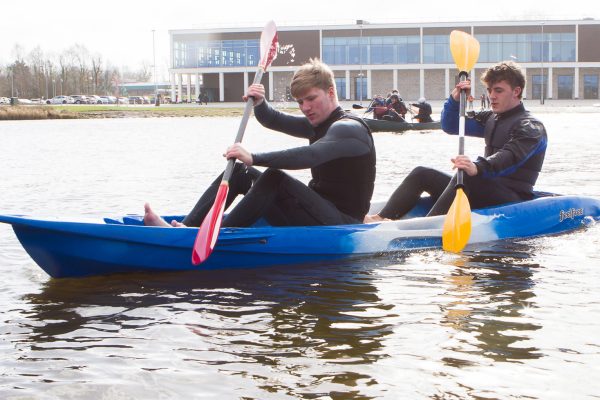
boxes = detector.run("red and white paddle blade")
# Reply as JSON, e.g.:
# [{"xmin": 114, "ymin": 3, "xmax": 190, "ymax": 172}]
[
  {"xmin": 259, "ymin": 20, "xmax": 278, "ymax": 70},
  {"xmin": 191, "ymin": 183, "xmax": 229, "ymax": 265}
]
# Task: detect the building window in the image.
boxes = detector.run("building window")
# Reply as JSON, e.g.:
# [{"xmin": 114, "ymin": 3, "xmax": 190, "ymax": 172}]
[
  {"xmin": 423, "ymin": 35, "xmax": 452, "ymax": 64},
  {"xmin": 557, "ymin": 75, "xmax": 573, "ymax": 99},
  {"xmin": 335, "ymin": 77, "xmax": 346, "ymax": 99},
  {"xmin": 477, "ymin": 31, "xmax": 574, "ymax": 63},
  {"xmin": 323, "ymin": 35, "xmax": 420, "ymax": 66},
  {"xmin": 551, "ymin": 32, "xmax": 576, "ymax": 62},
  {"xmin": 584, "ymin": 75, "xmax": 599, "ymax": 99},
  {"xmin": 355, "ymin": 76, "xmax": 367, "ymax": 100},
  {"xmin": 532, "ymin": 74, "xmax": 547, "ymax": 100},
  {"xmin": 323, "ymin": 37, "xmax": 350, "ymax": 65},
  {"xmin": 173, "ymin": 38, "xmax": 259, "ymax": 68}
]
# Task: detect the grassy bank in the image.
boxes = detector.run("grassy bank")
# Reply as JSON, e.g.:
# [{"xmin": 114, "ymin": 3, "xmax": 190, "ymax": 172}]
[
  {"xmin": 65, "ymin": 105, "xmax": 252, "ymax": 118},
  {"xmin": 1, "ymin": 105, "xmax": 301, "ymax": 120},
  {"xmin": 0, "ymin": 106, "xmax": 79, "ymax": 120}
]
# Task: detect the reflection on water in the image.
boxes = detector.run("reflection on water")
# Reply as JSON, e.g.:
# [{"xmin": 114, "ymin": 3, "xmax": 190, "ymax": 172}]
[
  {"xmin": 1, "ymin": 115, "xmax": 600, "ymax": 398},
  {"xmin": 19, "ymin": 262, "xmax": 395, "ymax": 397},
  {"xmin": 9, "ymin": 240, "xmax": 567, "ymax": 398},
  {"xmin": 442, "ymin": 242, "xmax": 542, "ymax": 366}
]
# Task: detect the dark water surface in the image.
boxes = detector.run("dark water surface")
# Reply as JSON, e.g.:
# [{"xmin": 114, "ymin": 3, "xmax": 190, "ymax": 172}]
[{"xmin": 1, "ymin": 114, "xmax": 599, "ymax": 399}]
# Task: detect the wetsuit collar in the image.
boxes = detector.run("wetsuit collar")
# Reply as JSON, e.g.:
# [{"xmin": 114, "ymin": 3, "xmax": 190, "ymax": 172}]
[
  {"xmin": 496, "ymin": 102, "xmax": 525, "ymax": 119},
  {"xmin": 314, "ymin": 106, "xmax": 345, "ymax": 138}
]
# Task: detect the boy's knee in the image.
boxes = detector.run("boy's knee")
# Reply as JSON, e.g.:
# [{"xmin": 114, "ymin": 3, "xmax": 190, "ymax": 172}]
[{"xmin": 259, "ymin": 168, "xmax": 286, "ymax": 184}]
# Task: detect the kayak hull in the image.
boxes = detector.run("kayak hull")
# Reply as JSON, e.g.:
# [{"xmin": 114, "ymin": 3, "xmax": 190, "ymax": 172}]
[
  {"xmin": 364, "ymin": 118, "xmax": 441, "ymax": 133},
  {"xmin": 1, "ymin": 194, "xmax": 599, "ymax": 278}
]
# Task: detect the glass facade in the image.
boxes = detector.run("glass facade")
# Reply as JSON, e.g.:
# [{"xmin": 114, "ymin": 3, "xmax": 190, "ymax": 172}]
[
  {"xmin": 335, "ymin": 77, "xmax": 346, "ymax": 99},
  {"xmin": 321, "ymin": 31, "xmax": 575, "ymax": 66},
  {"xmin": 478, "ymin": 32, "xmax": 575, "ymax": 63},
  {"xmin": 584, "ymin": 75, "xmax": 599, "ymax": 99},
  {"xmin": 423, "ymin": 35, "xmax": 453, "ymax": 64},
  {"xmin": 355, "ymin": 76, "xmax": 367, "ymax": 100},
  {"xmin": 173, "ymin": 39, "xmax": 260, "ymax": 68},
  {"xmin": 322, "ymin": 35, "xmax": 420, "ymax": 65},
  {"xmin": 557, "ymin": 75, "xmax": 574, "ymax": 99},
  {"xmin": 531, "ymin": 75, "xmax": 548, "ymax": 100}
]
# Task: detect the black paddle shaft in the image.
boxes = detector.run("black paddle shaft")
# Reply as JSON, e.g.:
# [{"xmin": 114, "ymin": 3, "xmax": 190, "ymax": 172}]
[
  {"xmin": 222, "ymin": 69, "xmax": 266, "ymax": 182},
  {"xmin": 456, "ymin": 71, "xmax": 469, "ymax": 188}
]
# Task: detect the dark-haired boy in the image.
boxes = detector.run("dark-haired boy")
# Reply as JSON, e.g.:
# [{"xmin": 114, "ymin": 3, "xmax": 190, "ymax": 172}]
[{"xmin": 364, "ymin": 61, "xmax": 547, "ymax": 222}]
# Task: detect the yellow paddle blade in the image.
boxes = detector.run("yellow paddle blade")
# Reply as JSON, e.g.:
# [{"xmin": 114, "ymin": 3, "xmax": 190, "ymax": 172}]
[
  {"xmin": 449, "ymin": 30, "xmax": 480, "ymax": 73},
  {"xmin": 442, "ymin": 188, "xmax": 472, "ymax": 253}
]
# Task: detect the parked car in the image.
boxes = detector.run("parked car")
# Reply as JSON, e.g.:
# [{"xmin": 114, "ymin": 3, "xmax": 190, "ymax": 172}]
[
  {"xmin": 100, "ymin": 96, "xmax": 117, "ymax": 104},
  {"xmin": 46, "ymin": 96, "xmax": 75, "ymax": 105},
  {"xmin": 117, "ymin": 97, "xmax": 129, "ymax": 104},
  {"xmin": 129, "ymin": 96, "xmax": 144, "ymax": 104},
  {"xmin": 70, "ymin": 95, "xmax": 90, "ymax": 104},
  {"xmin": 0, "ymin": 97, "xmax": 10, "ymax": 104},
  {"xmin": 87, "ymin": 95, "xmax": 108, "ymax": 104}
]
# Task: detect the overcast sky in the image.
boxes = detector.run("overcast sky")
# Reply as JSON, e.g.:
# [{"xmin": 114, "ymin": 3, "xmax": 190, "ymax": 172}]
[{"xmin": 1, "ymin": 0, "xmax": 598, "ymax": 80}]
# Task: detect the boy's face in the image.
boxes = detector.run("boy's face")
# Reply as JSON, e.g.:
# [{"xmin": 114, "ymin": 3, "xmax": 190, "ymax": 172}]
[
  {"xmin": 296, "ymin": 86, "xmax": 337, "ymax": 127},
  {"xmin": 486, "ymin": 80, "xmax": 522, "ymax": 114}
]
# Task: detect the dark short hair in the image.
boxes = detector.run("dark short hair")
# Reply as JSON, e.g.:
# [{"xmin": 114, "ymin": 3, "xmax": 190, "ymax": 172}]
[{"xmin": 480, "ymin": 61, "xmax": 526, "ymax": 99}]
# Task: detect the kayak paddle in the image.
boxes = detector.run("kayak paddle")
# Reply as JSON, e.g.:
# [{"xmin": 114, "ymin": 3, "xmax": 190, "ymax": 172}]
[
  {"xmin": 191, "ymin": 20, "xmax": 278, "ymax": 265},
  {"xmin": 442, "ymin": 30, "xmax": 480, "ymax": 253}
]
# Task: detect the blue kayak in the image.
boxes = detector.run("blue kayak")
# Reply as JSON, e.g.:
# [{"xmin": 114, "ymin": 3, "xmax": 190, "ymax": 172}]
[{"xmin": 1, "ymin": 193, "xmax": 599, "ymax": 278}]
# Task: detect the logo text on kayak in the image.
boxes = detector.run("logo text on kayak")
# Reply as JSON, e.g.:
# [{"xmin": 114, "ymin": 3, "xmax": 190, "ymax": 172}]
[{"xmin": 559, "ymin": 208, "xmax": 584, "ymax": 222}]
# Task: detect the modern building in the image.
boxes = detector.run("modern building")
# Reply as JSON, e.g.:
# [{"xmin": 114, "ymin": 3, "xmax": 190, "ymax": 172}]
[{"xmin": 169, "ymin": 18, "xmax": 600, "ymax": 103}]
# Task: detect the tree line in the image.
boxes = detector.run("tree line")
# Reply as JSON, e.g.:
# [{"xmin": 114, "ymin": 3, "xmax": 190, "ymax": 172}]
[{"xmin": 0, "ymin": 44, "xmax": 152, "ymax": 99}]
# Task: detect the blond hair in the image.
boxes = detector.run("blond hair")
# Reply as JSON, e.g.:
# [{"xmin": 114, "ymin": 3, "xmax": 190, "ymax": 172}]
[{"xmin": 290, "ymin": 58, "xmax": 336, "ymax": 99}]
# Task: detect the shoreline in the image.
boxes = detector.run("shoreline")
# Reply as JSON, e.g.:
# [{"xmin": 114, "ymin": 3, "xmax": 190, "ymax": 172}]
[{"xmin": 2, "ymin": 100, "xmax": 599, "ymax": 120}]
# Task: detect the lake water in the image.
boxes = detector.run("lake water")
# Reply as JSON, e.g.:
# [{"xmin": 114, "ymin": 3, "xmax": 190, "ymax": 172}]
[{"xmin": 1, "ymin": 112, "xmax": 600, "ymax": 399}]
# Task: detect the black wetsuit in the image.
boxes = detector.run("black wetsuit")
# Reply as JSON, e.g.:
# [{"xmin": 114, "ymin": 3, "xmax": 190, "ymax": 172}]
[
  {"xmin": 182, "ymin": 102, "xmax": 376, "ymax": 227},
  {"xmin": 384, "ymin": 101, "xmax": 406, "ymax": 121},
  {"xmin": 378, "ymin": 96, "xmax": 547, "ymax": 219}
]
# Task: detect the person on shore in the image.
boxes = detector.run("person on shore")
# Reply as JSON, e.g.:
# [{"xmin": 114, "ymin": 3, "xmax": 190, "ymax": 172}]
[
  {"xmin": 145, "ymin": 58, "xmax": 376, "ymax": 228},
  {"xmin": 480, "ymin": 93, "xmax": 489, "ymax": 110},
  {"xmin": 410, "ymin": 97, "xmax": 433, "ymax": 123},
  {"xmin": 364, "ymin": 61, "xmax": 547, "ymax": 223},
  {"xmin": 197, "ymin": 92, "xmax": 208, "ymax": 105}
]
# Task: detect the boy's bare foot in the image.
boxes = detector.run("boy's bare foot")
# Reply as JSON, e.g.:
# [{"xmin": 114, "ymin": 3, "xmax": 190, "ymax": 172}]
[
  {"xmin": 170, "ymin": 220, "xmax": 187, "ymax": 227},
  {"xmin": 143, "ymin": 203, "xmax": 171, "ymax": 227}
]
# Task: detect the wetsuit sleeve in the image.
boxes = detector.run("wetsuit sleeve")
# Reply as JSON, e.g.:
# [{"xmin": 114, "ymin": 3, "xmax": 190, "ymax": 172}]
[
  {"xmin": 252, "ymin": 119, "xmax": 372, "ymax": 170},
  {"xmin": 474, "ymin": 118, "xmax": 547, "ymax": 178},
  {"xmin": 440, "ymin": 95, "xmax": 486, "ymax": 137},
  {"xmin": 253, "ymin": 100, "xmax": 315, "ymax": 139}
]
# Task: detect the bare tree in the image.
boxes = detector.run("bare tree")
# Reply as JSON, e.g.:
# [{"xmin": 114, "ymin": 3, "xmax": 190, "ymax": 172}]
[
  {"xmin": 28, "ymin": 46, "xmax": 47, "ymax": 98},
  {"xmin": 0, "ymin": 42, "xmax": 144, "ymax": 98},
  {"xmin": 135, "ymin": 62, "xmax": 152, "ymax": 82},
  {"xmin": 90, "ymin": 54, "xmax": 103, "ymax": 94}
]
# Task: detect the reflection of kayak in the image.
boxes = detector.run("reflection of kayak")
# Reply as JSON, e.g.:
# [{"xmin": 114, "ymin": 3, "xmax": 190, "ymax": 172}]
[
  {"xmin": 1, "ymin": 193, "xmax": 599, "ymax": 278},
  {"xmin": 364, "ymin": 118, "xmax": 441, "ymax": 133}
]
